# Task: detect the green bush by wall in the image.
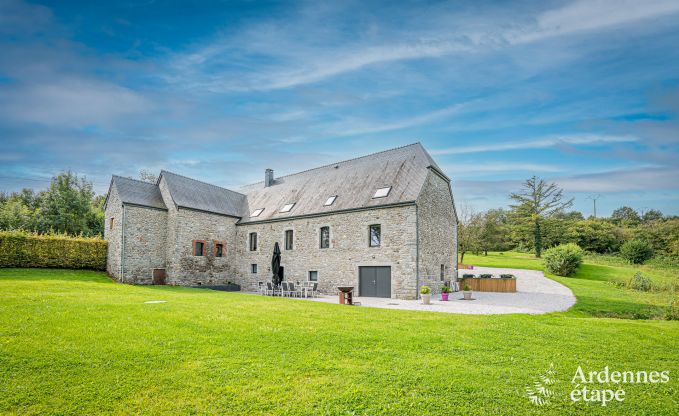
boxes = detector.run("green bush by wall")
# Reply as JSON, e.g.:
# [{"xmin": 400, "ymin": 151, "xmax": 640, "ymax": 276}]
[{"xmin": 0, "ymin": 231, "xmax": 106, "ymax": 270}]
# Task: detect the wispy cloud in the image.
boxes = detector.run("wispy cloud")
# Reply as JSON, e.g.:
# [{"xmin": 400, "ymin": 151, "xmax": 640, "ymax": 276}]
[{"xmin": 431, "ymin": 134, "xmax": 637, "ymax": 155}]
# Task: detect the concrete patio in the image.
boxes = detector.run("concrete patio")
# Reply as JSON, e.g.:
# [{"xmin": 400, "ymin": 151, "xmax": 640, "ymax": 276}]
[{"xmin": 302, "ymin": 266, "xmax": 576, "ymax": 315}]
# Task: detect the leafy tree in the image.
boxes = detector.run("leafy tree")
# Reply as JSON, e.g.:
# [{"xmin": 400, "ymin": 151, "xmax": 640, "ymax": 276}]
[
  {"xmin": 642, "ymin": 209, "xmax": 664, "ymax": 222},
  {"xmin": 509, "ymin": 176, "xmax": 573, "ymax": 258},
  {"xmin": 568, "ymin": 219, "xmax": 625, "ymax": 253},
  {"xmin": 611, "ymin": 206, "xmax": 641, "ymax": 224},
  {"xmin": 38, "ymin": 172, "xmax": 101, "ymax": 236},
  {"xmin": 458, "ymin": 205, "xmax": 483, "ymax": 264},
  {"xmin": 479, "ymin": 208, "xmax": 509, "ymax": 254}
]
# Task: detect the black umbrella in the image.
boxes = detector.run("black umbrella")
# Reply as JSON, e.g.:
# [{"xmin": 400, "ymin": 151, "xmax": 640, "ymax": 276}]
[{"xmin": 271, "ymin": 242, "xmax": 281, "ymax": 286}]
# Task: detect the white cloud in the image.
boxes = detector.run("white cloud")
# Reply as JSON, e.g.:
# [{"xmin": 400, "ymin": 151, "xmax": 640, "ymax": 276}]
[{"xmin": 430, "ymin": 134, "xmax": 637, "ymax": 155}]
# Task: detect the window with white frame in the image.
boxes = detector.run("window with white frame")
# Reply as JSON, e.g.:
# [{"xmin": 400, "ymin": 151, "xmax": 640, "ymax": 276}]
[
  {"xmin": 250, "ymin": 208, "xmax": 264, "ymax": 217},
  {"xmin": 373, "ymin": 186, "xmax": 391, "ymax": 198},
  {"xmin": 324, "ymin": 195, "xmax": 337, "ymax": 206}
]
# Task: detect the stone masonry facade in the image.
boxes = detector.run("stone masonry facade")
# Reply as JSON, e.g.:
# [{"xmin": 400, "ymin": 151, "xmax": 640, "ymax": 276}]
[{"xmin": 104, "ymin": 144, "xmax": 458, "ymax": 299}]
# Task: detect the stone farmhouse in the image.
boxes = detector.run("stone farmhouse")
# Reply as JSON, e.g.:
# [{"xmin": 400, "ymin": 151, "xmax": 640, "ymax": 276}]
[{"xmin": 103, "ymin": 143, "xmax": 458, "ymax": 299}]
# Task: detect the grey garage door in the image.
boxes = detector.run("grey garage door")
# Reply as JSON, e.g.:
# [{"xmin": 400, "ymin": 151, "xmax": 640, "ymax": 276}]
[{"xmin": 359, "ymin": 266, "xmax": 391, "ymax": 298}]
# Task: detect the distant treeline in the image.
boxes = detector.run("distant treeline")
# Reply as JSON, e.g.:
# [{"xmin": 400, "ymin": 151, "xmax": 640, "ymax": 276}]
[{"xmin": 1, "ymin": 173, "xmax": 677, "ymax": 264}]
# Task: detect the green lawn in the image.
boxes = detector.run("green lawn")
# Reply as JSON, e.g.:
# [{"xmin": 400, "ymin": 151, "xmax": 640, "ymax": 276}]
[
  {"xmin": 1, "ymin": 268, "xmax": 678, "ymax": 415},
  {"xmin": 464, "ymin": 252, "xmax": 678, "ymax": 320}
]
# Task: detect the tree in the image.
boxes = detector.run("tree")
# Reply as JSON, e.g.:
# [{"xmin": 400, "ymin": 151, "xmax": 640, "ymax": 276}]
[
  {"xmin": 509, "ymin": 176, "xmax": 573, "ymax": 258},
  {"xmin": 611, "ymin": 206, "xmax": 640, "ymax": 224},
  {"xmin": 642, "ymin": 209, "xmax": 663, "ymax": 222},
  {"xmin": 479, "ymin": 208, "xmax": 509, "ymax": 255},
  {"xmin": 138, "ymin": 169, "xmax": 158, "ymax": 183},
  {"xmin": 457, "ymin": 205, "xmax": 483, "ymax": 264},
  {"xmin": 38, "ymin": 171, "xmax": 101, "ymax": 236}
]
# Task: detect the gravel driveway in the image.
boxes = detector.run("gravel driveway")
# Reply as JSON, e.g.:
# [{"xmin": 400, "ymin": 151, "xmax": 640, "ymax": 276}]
[{"xmin": 305, "ymin": 266, "xmax": 576, "ymax": 315}]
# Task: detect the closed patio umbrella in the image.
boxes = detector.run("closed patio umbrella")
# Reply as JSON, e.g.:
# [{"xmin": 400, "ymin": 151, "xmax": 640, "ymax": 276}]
[{"xmin": 271, "ymin": 242, "xmax": 281, "ymax": 286}]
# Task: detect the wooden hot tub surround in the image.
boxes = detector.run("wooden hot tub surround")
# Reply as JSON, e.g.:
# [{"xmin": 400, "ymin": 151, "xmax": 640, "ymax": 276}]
[{"xmin": 459, "ymin": 277, "xmax": 516, "ymax": 293}]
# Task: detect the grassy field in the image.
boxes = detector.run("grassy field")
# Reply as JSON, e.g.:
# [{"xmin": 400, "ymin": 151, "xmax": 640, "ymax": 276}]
[
  {"xmin": 464, "ymin": 252, "xmax": 678, "ymax": 320},
  {"xmin": 1, "ymin": 268, "xmax": 678, "ymax": 415}
]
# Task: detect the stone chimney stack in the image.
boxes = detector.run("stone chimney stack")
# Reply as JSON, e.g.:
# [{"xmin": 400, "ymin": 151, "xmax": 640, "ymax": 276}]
[{"xmin": 265, "ymin": 168, "xmax": 274, "ymax": 187}]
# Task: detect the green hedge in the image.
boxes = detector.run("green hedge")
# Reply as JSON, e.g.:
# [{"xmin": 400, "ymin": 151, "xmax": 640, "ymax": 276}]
[{"xmin": 0, "ymin": 231, "xmax": 107, "ymax": 270}]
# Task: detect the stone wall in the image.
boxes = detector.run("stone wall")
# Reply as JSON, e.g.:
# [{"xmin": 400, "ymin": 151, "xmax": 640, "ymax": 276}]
[
  {"xmin": 104, "ymin": 184, "xmax": 123, "ymax": 279},
  {"xmin": 121, "ymin": 205, "xmax": 168, "ymax": 284},
  {"xmin": 234, "ymin": 205, "xmax": 418, "ymax": 299},
  {"xmin": 158, "ymin": 176, "xmax": 179, "ymax": 278},
  {"xmin": 169, "ymin": 208, "xmax": 241, "ymax": 285},
  {"xmin": 416, "ymin": 169, "xmax": 458, "ymax": 295}
]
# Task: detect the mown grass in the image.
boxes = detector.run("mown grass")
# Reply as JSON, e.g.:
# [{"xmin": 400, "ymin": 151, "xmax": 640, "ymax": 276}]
[
  {"xmin": 1, "ymin": 268, "xmax": 678, "ymax": 415},
  {"xmin": 464, "ymin": 252, "xmax": 678, "ymax": 320}
]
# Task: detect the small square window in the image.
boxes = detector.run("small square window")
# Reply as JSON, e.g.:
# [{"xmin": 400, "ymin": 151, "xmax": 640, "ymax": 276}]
[
  {"xmin": 373, "ymin": 187, "xmax": 391, "ymax": 198},
  {"xmin": 250, "ymin": 208, "xmax": 264, "ymax": 217},
  {"xmin": 324, "ymin": 195, "xmax": 337, "ymax": 206},
  {"xmin": 308, "ymin": 271, "xmax": 318, "ymax": 282},
  {"xmin": 280, "ymin": 203, "xmax": 295, "ymax": 213},
  {"xmin": 251, "ymin": 264, "xmax": 258, "ymax": 274}
]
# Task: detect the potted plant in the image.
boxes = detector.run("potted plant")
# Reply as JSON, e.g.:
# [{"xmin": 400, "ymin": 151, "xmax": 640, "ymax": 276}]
[
  {"xmin": 440, "ymin": 285, "xmax": 451, "ymax": 301},
  {"xmin": 463, "ymin": 284, "xmax": 473, "ymax": 300},
  {"xmin": 420, "ymin": 285, "xmax": 431, "ymax": 305}
]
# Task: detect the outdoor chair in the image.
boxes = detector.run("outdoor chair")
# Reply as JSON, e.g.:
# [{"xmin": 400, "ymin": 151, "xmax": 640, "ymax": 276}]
[
  {"xmin": 257, "ymin": 281, "xmax": 265, "ymax": 295},
  {"xmin": 281, "ymin": 282, "xmax": 290, "ymax": 297},
  {"xmin": 266, "ymin": 282, "xmax": 275, "ymax": 296},
  {"xmin": 311, "ymin": 282, "xmax": 319, "ymax": 298},
  {"xmin": 288, "ymin": 282, "xmax": 301, "ymax": 298}
]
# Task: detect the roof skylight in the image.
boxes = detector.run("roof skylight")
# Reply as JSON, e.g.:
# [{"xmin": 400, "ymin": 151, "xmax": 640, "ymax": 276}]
[
  {"xmin": 324, "ymin": 195, "xmax": 337, "ymax": 206},
  {"xmin": 280, "ymin": 203, "xmax": 295, "ymax": 213},
  {"xmin": 250, "ymin": 208, "xmax": 264, "ymax": 217},
  {"xmin": 373, "ymin": 187, "xmax": 391, "ymax": 199}
]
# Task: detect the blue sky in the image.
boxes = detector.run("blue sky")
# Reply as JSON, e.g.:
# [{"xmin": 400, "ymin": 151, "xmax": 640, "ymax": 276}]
[{"xmin": 1, "ymin": 0, "xmax": 678, "ymax": 216}]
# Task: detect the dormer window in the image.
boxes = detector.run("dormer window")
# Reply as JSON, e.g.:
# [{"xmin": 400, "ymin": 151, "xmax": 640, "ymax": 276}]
[
  {"xmin": 324, "ymin": 195, "xmax": 337, "ymax": 206},
  {"xmin": 250, "ymin": 208, "xmax": 264, "ymax": 217},
  {"xmin": 280, "ymin": 203, "xmax": 295, "ymax": 213},
  {"xmin": 373, "ymin": 186, "xmax": 391, "ymax": 198}
]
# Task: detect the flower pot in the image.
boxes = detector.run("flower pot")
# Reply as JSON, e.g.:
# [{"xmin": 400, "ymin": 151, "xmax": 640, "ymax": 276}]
[
  {"xmin": 441, "ymin": 292, "xmax": 449, "ymax": 301},
  {"xmin": 463, "ymin": 291, "xmax": 472, "ymax": 300},
  {"xmin": 421, "ymin": 293, "xmax": 431, "ymax": 305}
]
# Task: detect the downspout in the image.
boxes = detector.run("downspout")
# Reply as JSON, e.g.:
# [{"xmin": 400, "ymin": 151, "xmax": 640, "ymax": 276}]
[
  {"xmin": 415, "ymin": 204, "xmax": 420, "ymax": 300},
  {"xmin": 121, "ymin": 204, "xmax": 126, "ymax": 282}
]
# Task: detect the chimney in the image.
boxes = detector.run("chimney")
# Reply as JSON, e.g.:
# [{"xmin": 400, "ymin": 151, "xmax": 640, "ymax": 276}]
[{"xmin": 265, "ymin": 168, "xmax": 274, "ymax": 187}]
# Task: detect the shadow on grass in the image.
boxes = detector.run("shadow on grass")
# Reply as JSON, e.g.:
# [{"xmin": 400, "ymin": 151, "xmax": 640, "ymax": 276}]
[{"xmin": 0, "ymin": 268, "xmax": 112, "ymax": 283}]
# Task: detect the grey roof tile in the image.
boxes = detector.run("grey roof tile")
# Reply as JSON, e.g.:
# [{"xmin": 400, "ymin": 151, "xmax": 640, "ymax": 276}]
[
  {"xmin": 238, "ymin": 143, "xmax": 440, "ymax": 223},
  {"xmin": 160, "ymin": 170, "xmax": 247, "ymax": 217},
  {"xmin": 111, "ymin": 176, "xmax": 167, "ymax": 209}
]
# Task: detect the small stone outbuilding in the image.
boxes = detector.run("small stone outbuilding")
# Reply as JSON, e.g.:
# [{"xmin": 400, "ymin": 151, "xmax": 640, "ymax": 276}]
[{"xmin": 104, "ymin": 143, "xmax": 458, "ymax": 299}]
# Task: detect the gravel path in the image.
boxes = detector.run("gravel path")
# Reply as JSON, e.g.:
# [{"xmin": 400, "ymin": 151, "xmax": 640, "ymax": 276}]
[{"xmin": 304, "ymin": 266, "xmax": 576, "ymax": 315}]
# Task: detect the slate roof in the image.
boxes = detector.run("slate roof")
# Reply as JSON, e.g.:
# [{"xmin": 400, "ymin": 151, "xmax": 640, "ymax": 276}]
[
  {"xmin": 238, "ymin": 143, "xmax": 444, "ymax": 223},
  {"xmin": 109, "ymin": 176, "xmax": 167, "ymax": 210},
  {"xmin": 159, "ymin": 170, "xmax": 247, "ymax": 217},
  {"xmin": 107, "ymin": 143, "xmax": 447, "ymax": 221}
]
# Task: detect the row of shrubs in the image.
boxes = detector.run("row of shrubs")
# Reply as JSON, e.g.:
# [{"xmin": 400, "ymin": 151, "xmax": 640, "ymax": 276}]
[
  {"xmin": 0, "ymin": 230, "xmax": 107, "ymax": 270},
  {"xmin": 543, "ymin": 238, "xmax": 657, "ymax": 277}
]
